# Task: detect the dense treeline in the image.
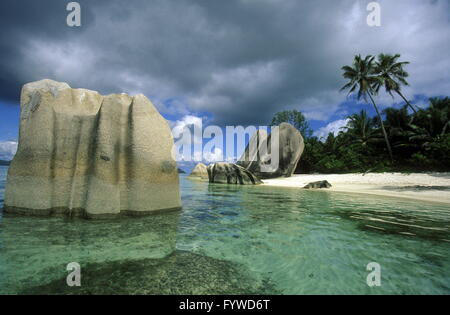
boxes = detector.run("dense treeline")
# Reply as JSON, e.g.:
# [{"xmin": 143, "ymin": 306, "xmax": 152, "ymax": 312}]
[
  {"xmin": 271, "ymin": 54, "xmax": 449, "ymax": 174},
  {"xmin": 274, "ymin": 98, "xmax": 449, "ymax": 174},
  {"xmin": 299, "ymin": 98, "xmax": 449, "ymax": 173}
]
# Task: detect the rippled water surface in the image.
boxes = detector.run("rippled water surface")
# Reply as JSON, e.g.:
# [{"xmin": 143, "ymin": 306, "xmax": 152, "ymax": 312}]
[{"xmin": 0, "ymin": 166, "xmax": 449, "ymax": 294}]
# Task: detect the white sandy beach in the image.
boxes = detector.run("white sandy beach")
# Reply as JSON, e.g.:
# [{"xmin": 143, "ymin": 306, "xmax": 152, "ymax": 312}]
[{"xmin": 263, "ymin": 173, "xmax": 450, "ymax": 205}]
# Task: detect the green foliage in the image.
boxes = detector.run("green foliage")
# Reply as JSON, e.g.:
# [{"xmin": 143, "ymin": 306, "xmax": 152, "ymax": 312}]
[
  {"xmin": 272, "ymin": 96, "xmax": 450, "ymax": 174},
  {"xmin": 345, "ymin": 110, "xmax": 382, "ymax": 146},
  {"xmin": 340, "ymin": 55, "xmax": 379, "ymax": 102},
  {"xmin": 373, "ymin": 53, "xmax": 410, "ymax": 96},
  {"xmin": 271, "ymin": 110, "xmax": 313, "ymax": 138},
  {"xmin": 270, "ymin": 53, "xmax": 448, "ymax": 173},
  {"xmin": 374, "ymin": 53, "xmax": 417, "ymax": 114},
  {"xmin": 340, "ymin": 54, "xmax": 394, "ymax": 162}
]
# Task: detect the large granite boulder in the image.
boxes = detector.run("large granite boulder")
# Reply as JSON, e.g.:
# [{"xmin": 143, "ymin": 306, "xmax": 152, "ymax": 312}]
[
  {"xmin": 236, "ymin": 129, "xmax": 268, "ymax": 170},
  {"xmin": 188, "ymin": 163, "xmax": 208, "ymax": 180},
  {"xmin": 4, "ymin": 79, "xmax": 181, "ymax": 218},
  {"xmin": 207, "ymin": 163, "xmax": 262, "ymax": 185},
  {"xmin": 237, "ymin": 123, "xmax": 304, "ymax": 179}
]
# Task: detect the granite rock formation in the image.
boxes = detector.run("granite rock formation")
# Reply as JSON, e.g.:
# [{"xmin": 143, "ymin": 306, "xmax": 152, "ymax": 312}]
[
  {"xmin": 207, "ymin": 162, "xmax": 262, "ymax": 185},
  {"xmin": 4, "ymin": 79, "xmax": 181, "ymax": 218},
  {"xmin": 237, "ymin": 123, "xmax": 304, "ymax": 179},
  {"xmin": 236, "ymin": 129, "xmax": 268, "ymax": 171},
  {"xmin": 188, "ymin": 163, "xmax": 209, "ymax": 180}
]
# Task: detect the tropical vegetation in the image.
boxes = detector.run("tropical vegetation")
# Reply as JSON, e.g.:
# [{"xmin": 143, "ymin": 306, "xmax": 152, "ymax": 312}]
[{"xmin": 271, "ymin": 54, "xmax": 450, "ymax": 174}]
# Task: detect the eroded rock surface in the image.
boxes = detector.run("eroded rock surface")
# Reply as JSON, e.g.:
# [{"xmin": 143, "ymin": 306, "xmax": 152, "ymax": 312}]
[
  {"xmin": 237, "ymin": 123, "xmax": 305, "ymax": 179},
  {"xmin": 207, "ymin": 163, "xmax": 262, "ymax": 185},
  {"xmin": 4, "ymin": 79, "xmax": 181, "ymax": 218},
  {"xmin": 236, "ymin": 129, "xmax": 268, "ymax": 170},
  {"xmin": 188, "ymin": 163, "xmax": 209, "ymax": 180}
]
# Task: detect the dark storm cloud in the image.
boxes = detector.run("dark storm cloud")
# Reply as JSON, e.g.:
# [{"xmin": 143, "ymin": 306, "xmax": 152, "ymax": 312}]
[
  {"xmin": 0, "ymin": 0, "xmax": 449, "ymax": 125},
  {"xmin": 0, "ymin": 0, "xmax": 95, "ymax": 102}
]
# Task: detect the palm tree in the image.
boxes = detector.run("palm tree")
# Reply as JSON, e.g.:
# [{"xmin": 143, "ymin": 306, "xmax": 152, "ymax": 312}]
[
  {"xmin": 374, "ymin": 53, "xmax": 417, "ymax": 114},
  {"xmin": 428, "ymin": 97, "xmax": 450, "ymax": 136},
  {"xmin": 345, "ymin": 110, "xmax": 382, "ymax": 147},
  {"xmin": 383, "ymin": 106, "xmax": 421, "ymax": 154},
  {"xmin": 382, "ymin": 98, "xmax": 449, "ymax": 153},
  {"xmin": 412, "ymin": 97, "xmax": 450, "ymax": 139},
  {"xmin": 323, "ymin": 132, "xmax": 340, "ymax": 154},
  {"xmin": 341, "ymin": 55, "xmax": 394, "ymax": 162}
]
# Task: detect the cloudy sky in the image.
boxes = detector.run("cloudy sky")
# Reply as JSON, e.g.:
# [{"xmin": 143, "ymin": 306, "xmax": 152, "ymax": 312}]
[{"xmin": 0, "ymin": 0, "xmax": 449, "ymax": 160}]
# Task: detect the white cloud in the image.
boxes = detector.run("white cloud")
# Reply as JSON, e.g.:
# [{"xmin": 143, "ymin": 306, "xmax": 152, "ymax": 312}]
[
  {"xmin": 314, "ymin": 119, "xmax": 350, "ymax": 140},
  {"xmin": 170, "ymin": 115, "xmax": 203, "ymax": 129},
  {"xmin": 0, "ymin": 141, "xmax": 18, "ymax": 160},
  {"xmin": 20, "ymin": 40, "xmax": 97, "ymax": 84},
  {"xmin": 202, "ymin": 148, "xmax": 224, "ymax": 163},
  {"xmin": 171, "ymin": 115, "xmax": 208, "ymax": 163},
  {"xmin": 171, "ymin": 115, "xmax": 204, "ymax": 145},
  {"xmin": 170, "ymin": 115, "xmax": 231, "ymax": 163}
]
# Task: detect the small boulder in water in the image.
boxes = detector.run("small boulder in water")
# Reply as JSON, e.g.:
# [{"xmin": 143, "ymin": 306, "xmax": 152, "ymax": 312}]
[
  {"xmin": 207, "ymin": 162, "xmax": 262, "ymax": 185},
  {"xmin": 188, "ymin": 163, "xmax": 209, "ymax": 180}
]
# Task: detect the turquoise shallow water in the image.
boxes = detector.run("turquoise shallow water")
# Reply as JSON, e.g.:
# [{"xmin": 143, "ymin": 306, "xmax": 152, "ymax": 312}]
[{"xmin": 0, "ymin": 165, "xmax": 449, "ymax": 294}]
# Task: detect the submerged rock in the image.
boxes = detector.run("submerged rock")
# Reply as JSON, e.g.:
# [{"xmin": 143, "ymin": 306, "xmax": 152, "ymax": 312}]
[
  {"xmin": 207, "ymin": 163, "xmax": 262, "ymax": 185},
  {"xmin": 19, "ymin": 251, "xmax": 279, "ymax": 295},
  {"xmin": 303, "ymin": 180, "xmax": 332, "ymax": 189},
  {"xmin": 188, "ymin": 163, "xmax": 208, "ymax": 180},
  {"xmin": 237, "ymin": 123, "xmax": 304, "ymax": 179},
  {"xmin": 4, "ymin": 79, "xmax": 181, "ymax": 218}
]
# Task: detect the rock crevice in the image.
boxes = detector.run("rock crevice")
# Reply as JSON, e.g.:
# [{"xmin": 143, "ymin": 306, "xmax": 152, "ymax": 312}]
[
  {"xmin": 5, "ymin": 79, "xmax": 181, "ymax": 218},
  {"xmin": 207, "ymin": 163, "xmax": 263, "ymax": 185},
  {"xmin": 237, "ymin": 123, "xmax": 305, "ymax": 179}
]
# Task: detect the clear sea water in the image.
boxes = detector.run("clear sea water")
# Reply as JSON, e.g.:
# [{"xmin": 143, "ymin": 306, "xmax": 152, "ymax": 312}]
[{"xmin": 0, "ymin": 165, "xmax": 449, "ymax": 294}]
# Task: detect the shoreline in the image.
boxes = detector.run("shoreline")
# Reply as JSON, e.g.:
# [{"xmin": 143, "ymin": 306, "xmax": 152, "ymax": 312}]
[{"xmin": 262, "ymin": 172, "xmax": 450, "ymax": 205}]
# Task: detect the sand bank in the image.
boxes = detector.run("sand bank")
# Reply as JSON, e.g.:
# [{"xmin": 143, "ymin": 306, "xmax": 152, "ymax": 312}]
[{"xmin": 262, "ymin": 173, "xmax": 450, "ymax": 205}]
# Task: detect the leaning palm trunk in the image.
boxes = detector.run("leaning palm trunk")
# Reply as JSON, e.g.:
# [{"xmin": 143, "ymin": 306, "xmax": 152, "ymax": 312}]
[
  {"xmin": 396, "ymin": 90, "xmax": 417, "ymax": 114},
  {"xmin": 368, "ymin": 92, "xmax": 394, "ymax": 163},
  {"xmin": 441, "ymin": 121, "xmax": 450, "ymax": 136}
]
